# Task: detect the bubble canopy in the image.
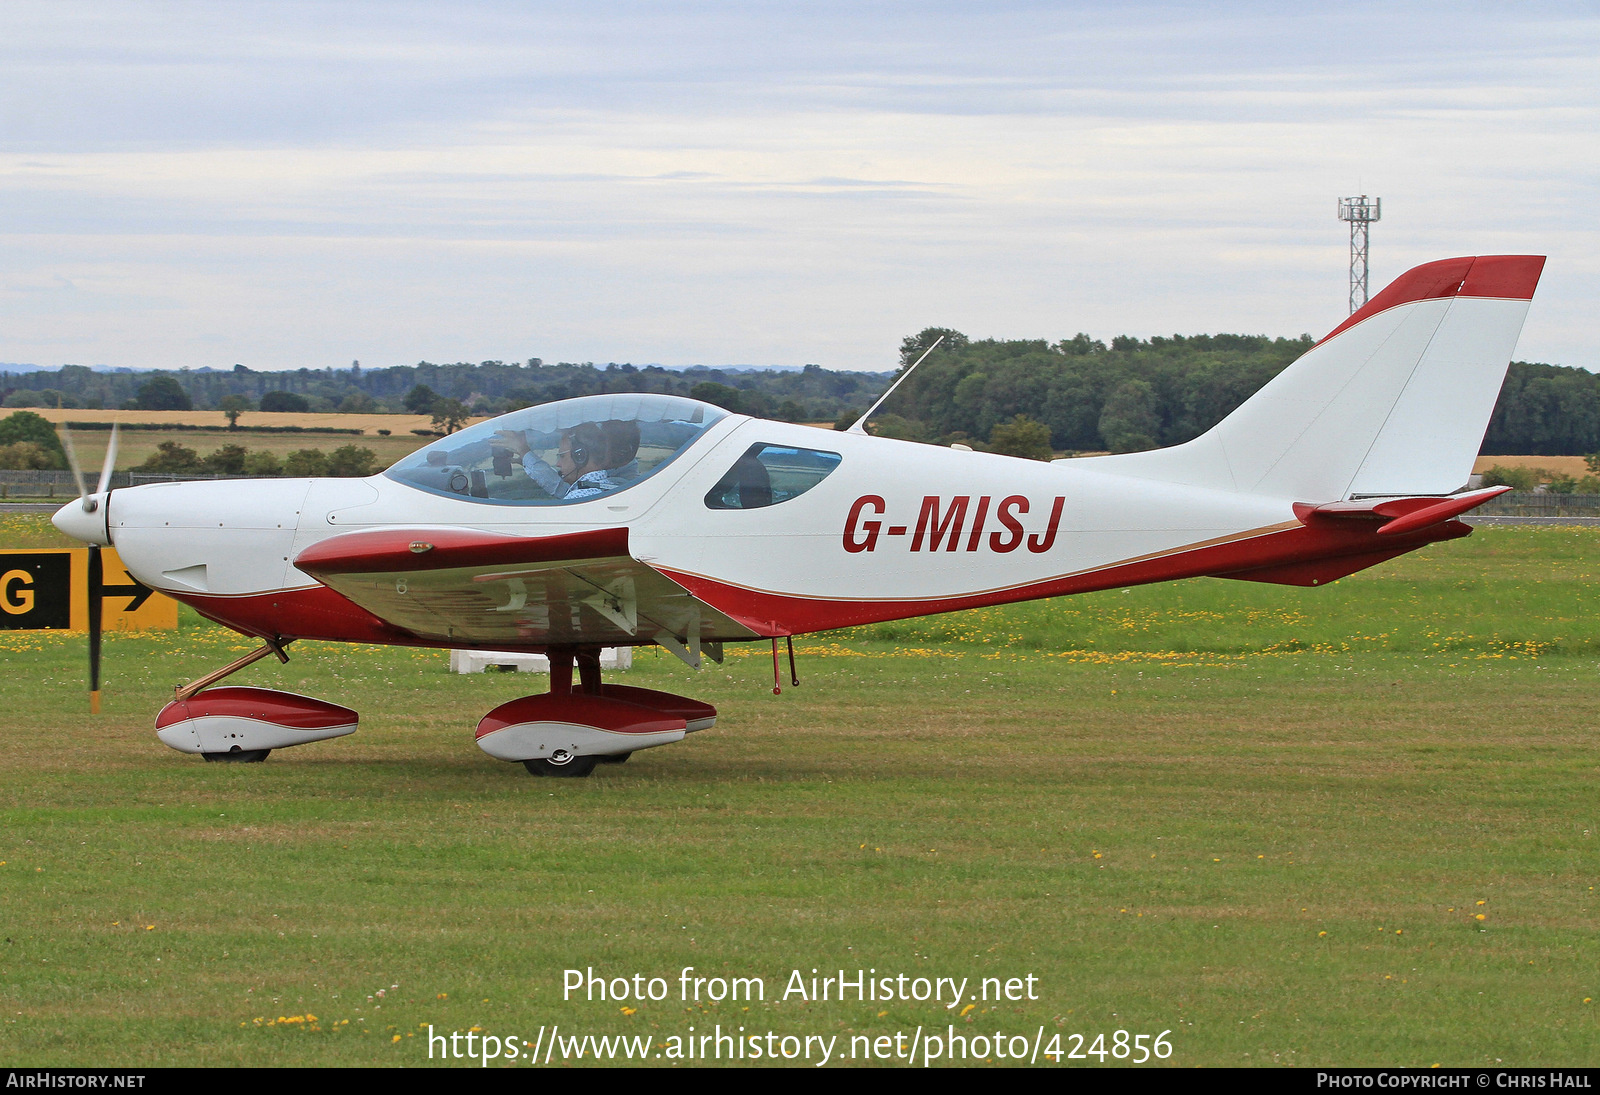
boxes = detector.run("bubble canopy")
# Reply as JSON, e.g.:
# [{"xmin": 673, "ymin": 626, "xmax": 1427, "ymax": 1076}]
[{"xmin": 384, "ymin": 394, "xmax": 731, "ymax": 505}]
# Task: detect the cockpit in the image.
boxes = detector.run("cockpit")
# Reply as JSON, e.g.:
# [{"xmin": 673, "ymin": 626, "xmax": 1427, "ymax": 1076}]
[{"xmin": 384, "ymin": 393, "xmax": 730, "ymax": 505}]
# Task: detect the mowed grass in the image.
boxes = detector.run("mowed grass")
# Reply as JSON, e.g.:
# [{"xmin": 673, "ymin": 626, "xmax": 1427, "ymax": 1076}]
[
  {"xmin": 0, "ymin": 512, "xmax": 78, "ymax": 549},
  {"xmin": 0, "ymin": 525, "xmax": 1596, "ymax": 1067}
]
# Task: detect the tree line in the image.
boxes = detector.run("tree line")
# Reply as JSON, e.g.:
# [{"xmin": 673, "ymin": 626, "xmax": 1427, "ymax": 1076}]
[
  {"xmin": 0, "ymin": 359, "xmax": 889, "ymax": 427},
  {"xmin": 880, "ymin": 329, "xmax": 1600, "ymax": 457},
  {"xmin": 4, "ymin": 332, "xmax": 1598, "ymax": 459},
  {"xmin": 133, "ymin": 440, "xmax": 382, "ymax": 478}
]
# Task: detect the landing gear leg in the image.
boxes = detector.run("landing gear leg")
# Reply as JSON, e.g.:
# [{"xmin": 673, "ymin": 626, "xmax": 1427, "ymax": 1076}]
[
  {"xmin": 176, "ymin": 637, "xmax": 291, "ymax": 701},
  {"xmin": 575, "ymin": 647, "xmax": 602, "ymax": 694},
  {"xmin": 516, "ymin": 647, "xmax": 605, "ymax": 777}
]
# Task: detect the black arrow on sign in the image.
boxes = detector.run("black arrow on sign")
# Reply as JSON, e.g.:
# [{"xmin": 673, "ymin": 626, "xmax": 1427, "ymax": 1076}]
[{"xmin": 100, "ymin": 577, "xmax": 154, "ymax": 613}]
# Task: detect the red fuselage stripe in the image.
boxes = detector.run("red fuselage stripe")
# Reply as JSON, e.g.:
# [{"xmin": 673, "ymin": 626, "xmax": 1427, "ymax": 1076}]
[{"xmin": 656, "ymin": 518, "xmax": 1469, "ymax": 635}]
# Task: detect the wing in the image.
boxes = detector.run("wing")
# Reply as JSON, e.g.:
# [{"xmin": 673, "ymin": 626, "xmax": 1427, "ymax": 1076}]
[{"xmin": 294, "ymin": 526, "xmax": 763, "ymax": 652}]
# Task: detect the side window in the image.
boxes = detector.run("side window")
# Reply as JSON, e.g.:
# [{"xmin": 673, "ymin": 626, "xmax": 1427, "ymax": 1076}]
[{"xmin": 705, "ymin": 444, "xmax": 842, "ymax": 510}]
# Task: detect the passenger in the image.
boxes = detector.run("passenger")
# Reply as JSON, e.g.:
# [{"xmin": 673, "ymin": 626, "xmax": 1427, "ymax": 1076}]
[
  {"xmin": 495, "ymin": 421, "xmax": 617, "ymax": 500},
  {"xmin": 601, "ymin": 419, "xmax": 642, "ymax": 483}
]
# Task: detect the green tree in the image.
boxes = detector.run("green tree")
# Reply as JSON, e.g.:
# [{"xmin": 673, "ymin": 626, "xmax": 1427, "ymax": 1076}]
[
  {"xmin": 259, "ymin": 391, "xmax": 310, "ymax": 413},
  {"xmin": 866, "ymin": 414, "xmax": 929, "ymax": 442},
  {"xmin": 137, "ymin": 441, "xmax": 204, "ymax": 473},
  {"xmin": 219, "ymin": 395, "xmax": 251, "ymax": 430},
  {"xmin": 134, "ymin": 375, "xmax": 193, "ymax": 411},
  {"xmin": 204, "ymin": 444, "xmax": 249, "ymax": 475},
  {"xmin": 1098, "ymin": 379, "xmax": 1161, "ymax": 453},
  {"xmin": 0, "ymin": 411, "xmax": 67, "ymax": 467},
  {"xmin": 284, "ymin": 449, "xmax": 329, "ymax": 477},
  {"xmin": 1478, "ymin": 465, "xmax": 1537, "ymax": 490},
  {"xmin": 326, "ymin": 445, "xmax": 379, "ymax": 477},
  {"xmin": 988, "ymin": 415, "xmax": 1054, "ymax": 460},
  {"xmin": 430, "ymin": 398, "xmax": 471, "ymax": 435},
  {"xmin": 898, "ymin": 327, "xmax": 969, "ymax": 370},
  {"xmin": 404, "ymin": 384, "xmax": 440, "ymax": 414},
  {"xmin": 0, "ymin": 441, "xmax": 56, "ymax": 469},
  {"xmin": 242, "ymin": 450, "xmax": 284, "ymax": 476},
  {"xmin": 689, "ymin": 382, "xmax": 744, "ymax": 413}
]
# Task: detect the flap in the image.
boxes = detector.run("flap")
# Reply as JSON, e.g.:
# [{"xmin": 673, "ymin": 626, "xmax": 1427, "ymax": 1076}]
[{"xmin": 295, "ymin": 526, "xmax": 760, "ymax": 649}]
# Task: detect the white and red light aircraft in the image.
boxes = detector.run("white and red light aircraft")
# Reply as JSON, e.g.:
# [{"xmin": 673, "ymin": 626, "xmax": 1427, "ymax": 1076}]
[{"xmin": 53, "ymin": 255, "xmax": 1543, "ymax": 776}]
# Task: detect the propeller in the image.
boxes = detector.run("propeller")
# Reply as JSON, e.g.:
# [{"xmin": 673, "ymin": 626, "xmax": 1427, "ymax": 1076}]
[{"xmin": 59, "ymin": 425, "xmax": 119, "ymax": 713}]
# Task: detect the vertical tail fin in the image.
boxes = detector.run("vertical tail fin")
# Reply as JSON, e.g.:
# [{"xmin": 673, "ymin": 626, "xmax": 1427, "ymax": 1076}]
[{"xmin": 1078, "ymin": 255, "xmax": 1545, "ymax": 501}]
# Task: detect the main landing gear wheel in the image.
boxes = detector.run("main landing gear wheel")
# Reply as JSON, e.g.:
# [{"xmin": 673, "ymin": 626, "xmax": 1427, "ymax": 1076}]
[
  {"xmin": 523, "ymin": 749, "xmax": 598, "ymax": 778},
  {"xmin": 596, "ymin": 752, "xmax": 631, "ymax": 765},
  {"xmin": 202, "ymin": 748, "xmax": 272, "ymax": 763}
]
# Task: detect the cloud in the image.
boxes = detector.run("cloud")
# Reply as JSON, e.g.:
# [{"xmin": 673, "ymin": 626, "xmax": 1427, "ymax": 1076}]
[{"xmin": 0, "ymin": 2, "xmax": 1594, "ymax": 370}]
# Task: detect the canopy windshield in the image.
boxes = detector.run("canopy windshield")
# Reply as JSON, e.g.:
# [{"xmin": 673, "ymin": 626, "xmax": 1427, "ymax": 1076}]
[{"xmin": 385, "ymin": 394, "xmax": 730, "ymax": 505}]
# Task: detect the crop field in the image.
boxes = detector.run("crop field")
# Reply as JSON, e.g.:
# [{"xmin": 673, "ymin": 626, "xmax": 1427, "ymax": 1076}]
[
  {"xmin": 1, "ymin": 518, "xmax": 1597, "ymax": 1068},
  {"xmin": 2, "ymin": 408, "xmax": 459, "ymax": 474},
  {"xmin": 13, "ymin": 407, "xmax": 453, "ymax": 435},
  {"xmin": 50, "ymin": 427, "xmax": 432, "ymax": 473}
]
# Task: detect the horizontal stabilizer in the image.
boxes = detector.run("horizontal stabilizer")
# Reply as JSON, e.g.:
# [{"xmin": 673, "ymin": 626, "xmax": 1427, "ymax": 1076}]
[
  {"xmin": 1293, "ymin": 486, "xmax": 1510, "ymax": 536},
  {"xmin": 1217, "ymin": 487, "xmax": 1507, "ymax": 586}
]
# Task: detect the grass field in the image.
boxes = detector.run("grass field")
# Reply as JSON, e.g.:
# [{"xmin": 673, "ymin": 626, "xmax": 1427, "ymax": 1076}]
[{"xmin": 1, "ymin": 521, "xmax": 1596, "ymax": 1067}]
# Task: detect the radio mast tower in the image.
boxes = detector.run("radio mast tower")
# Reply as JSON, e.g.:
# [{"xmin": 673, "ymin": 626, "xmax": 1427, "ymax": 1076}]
[{"xmin": 1337, "ymin": 196, "xmax": 1381, "ymax": 314}]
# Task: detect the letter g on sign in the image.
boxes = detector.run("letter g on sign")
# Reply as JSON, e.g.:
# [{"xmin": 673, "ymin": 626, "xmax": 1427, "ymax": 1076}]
[{"xmin": 1, "ymin": 569, "xmax": 34, "ymax": 614}]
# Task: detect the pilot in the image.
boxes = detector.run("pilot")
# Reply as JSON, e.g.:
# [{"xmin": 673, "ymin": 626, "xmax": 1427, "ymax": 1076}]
[{"xmin": 496, "ymin": 421, "xmax": 617, "ymax": 501}]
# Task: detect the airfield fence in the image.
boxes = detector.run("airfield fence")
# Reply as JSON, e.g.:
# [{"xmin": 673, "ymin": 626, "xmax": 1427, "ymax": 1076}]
[
  {"xmin": 0, "ymin": 470, "xmax": 258, "ymax": 498},
  {"xmin": 1472, "ymin": 492, "xmax": 1600, "ymax": 517},
  {"xmin": 0, "ymin": 470, "xmax": 133, "ymax": 498}
]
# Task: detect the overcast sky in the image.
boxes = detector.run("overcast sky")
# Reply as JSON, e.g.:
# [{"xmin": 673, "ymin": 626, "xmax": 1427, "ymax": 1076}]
[{"xmin": 1, "ymin": 1, "xmax": 1595, "ymax": 373}]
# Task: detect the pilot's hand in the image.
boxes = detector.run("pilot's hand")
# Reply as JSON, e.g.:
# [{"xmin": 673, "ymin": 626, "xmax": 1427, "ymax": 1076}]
[{"xmin": 492, "ymin": 430, "xmax": 531, "ymax": 457}]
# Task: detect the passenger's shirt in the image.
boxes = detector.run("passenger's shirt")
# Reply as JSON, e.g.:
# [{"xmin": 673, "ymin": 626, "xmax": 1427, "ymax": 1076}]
[{"xmin": 521, "ymin": 455, "xmax": 615, "ymax": 500}]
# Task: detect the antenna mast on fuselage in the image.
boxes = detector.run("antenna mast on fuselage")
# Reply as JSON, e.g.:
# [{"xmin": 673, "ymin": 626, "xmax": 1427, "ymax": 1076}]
[{"xmin": 847, "ymin": 334, "xmax": 945, "ymax": 435}]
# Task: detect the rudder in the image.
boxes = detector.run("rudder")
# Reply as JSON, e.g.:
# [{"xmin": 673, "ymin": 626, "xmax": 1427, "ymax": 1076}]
[{"xmin": 1076, "ymin": 255, "xmax": 1545, "ymax": 502}]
